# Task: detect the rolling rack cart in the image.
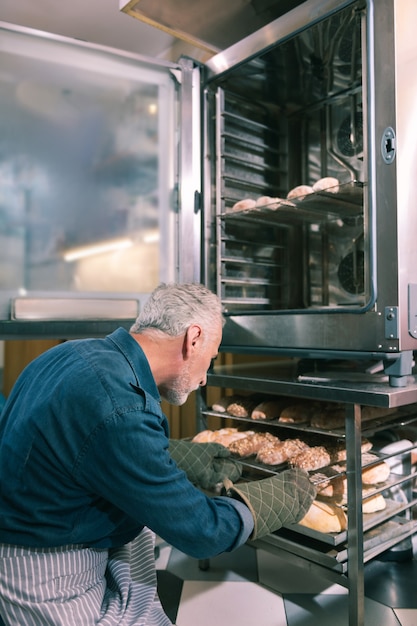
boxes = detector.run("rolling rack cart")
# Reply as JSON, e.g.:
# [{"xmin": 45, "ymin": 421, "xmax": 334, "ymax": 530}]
[{"xmin": 197, "ymin": 362, "xmax": 417, "ymax": 626}]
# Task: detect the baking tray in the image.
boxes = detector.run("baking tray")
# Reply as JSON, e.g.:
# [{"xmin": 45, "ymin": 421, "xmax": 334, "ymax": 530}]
[
  {"xmin": 283, "ymin": 497, "xmax": 417, "ymax": 546},
  {"xmin": 259, "ymin": 517, "xmax": 417, "ymax": 572},
  {"xmin": 223, "ymin": 182, "xmax": 364, "ymax": 225}
]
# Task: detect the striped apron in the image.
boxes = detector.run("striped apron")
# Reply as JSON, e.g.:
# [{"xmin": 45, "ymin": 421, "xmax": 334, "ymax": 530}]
[{"xmin": 0, "ymin": 528, "xmax": 172, "ymax": 625}]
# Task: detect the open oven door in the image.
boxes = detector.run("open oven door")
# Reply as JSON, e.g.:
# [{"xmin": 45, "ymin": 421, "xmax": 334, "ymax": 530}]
[{"xmin": 0, "ymin": 22, "xmax": 201, "ymax": 338}]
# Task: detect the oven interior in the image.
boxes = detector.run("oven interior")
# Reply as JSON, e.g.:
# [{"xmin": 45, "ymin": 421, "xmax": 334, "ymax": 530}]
[{"xmin": 204, "ymin": 3, "xmax": 368, "ymax": 314}]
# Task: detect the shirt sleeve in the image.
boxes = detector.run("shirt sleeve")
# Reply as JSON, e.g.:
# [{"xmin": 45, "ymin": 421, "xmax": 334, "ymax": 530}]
[
  {"xmin": 223, "ymin": 497, "xmax": 254, "ymax": 548},
  {"xmin": 73, "ymin": 402, "xmax": 253, "ymax": 559}
]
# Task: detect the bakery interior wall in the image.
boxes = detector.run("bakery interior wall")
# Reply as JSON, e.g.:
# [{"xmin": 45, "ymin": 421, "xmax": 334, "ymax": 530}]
[{"xmin": 0, "ymin": 0, "xmax": 304, "ymax": 435}]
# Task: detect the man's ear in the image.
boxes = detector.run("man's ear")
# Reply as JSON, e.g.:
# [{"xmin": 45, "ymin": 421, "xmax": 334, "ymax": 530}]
[{"xmin": 184, "ymin": 324, "xmax": 202, "ymax": 357}]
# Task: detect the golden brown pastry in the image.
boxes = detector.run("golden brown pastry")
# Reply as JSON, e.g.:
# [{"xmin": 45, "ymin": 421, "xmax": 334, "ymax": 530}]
[
  {"xmin": 192, "ymin": 428, "xmax": 252, "ymax": 447},
  {"xmin": 298, "ymin": 500, "xmax": 347, "ymax": 533},
  {"xmin": 255, "ymin": 442, "xmax": 289, "ymax": 465},
  {"xmin": 278, "ymin": 403, "xmax": 315, "ymax": 424},
  {"xmin": 251, "ymin": 398, "xmax": 288, "ymax": 421},
  {"xmin": 230, "ymin": 198, "xmax": 256, "ymax": 212},
  {"xmin": 228, "ymin": 431, "xmax": 280, "ymax": 457},
  {"xmin": 255, "ymin": 196, "xmax": 295, "ymax": 209},
  {"xmin": 362, "ymin": 489, "xmax": 386, "ymax": 513},
  {"xmin": 227, "ymin": 396, "xmax": 259, "ymax": 418},
  {"xmin": 256, "ymin": 438, "xmax": 310, "ymax": 466},
  {"xmin": 255, "ymin": 196, "xmax": 275, "ymax": 208},
  {"xmin": 312, "ymin": 177, "xmax": 340, "ymax": 193},
  {"xmin": 361, "ymin": 406, "xmax": 397, "ymax": 422},
  {"xmin": 192, "ymin": 429, "xmax": 217, "ymax": 443},
  {"xmin": 310, "ymin": 467, "xmax": 345, "ymax": 501},
  {"xmin": 286, "ymin": 185, "xmax": 314, "ymax": 201},
  {"xmin": 327, "ymin": 437, "xmax": 373, "ymax": 462},
  {"xmin": 312, "ymin": 466, "xmax": 388, "ymax": 512},
  {"xmin": 360, "ymin": 453, "xmax": 391, "ymax": 484},
  {"xmin": 289, "ymin": 445, "xmax": 332, "ymax": 472},
  {"xmin": 310, "ymin": 407, "xmax": 347, "ymax": 429},
  {"xmin": 332, "ymin": 453, "xmax": 391, "ymax": 486},
  {"xmin": 211, "ymin": 395, "xmax": 239, "ymax": 413},
  {"xmin": 310, "ymin": 405, "xmax": 396, "ymax": 430}
]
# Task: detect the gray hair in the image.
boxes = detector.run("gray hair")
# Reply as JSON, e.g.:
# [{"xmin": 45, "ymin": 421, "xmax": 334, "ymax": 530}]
[{"xmin": 130, "ymin": 282, "xmax": 225, "ymax": 337}]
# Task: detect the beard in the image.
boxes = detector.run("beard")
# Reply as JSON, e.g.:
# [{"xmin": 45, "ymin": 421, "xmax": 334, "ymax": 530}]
[{"xmin": 160, "ymin": 363, "xmax": 196, "ymax": 406}]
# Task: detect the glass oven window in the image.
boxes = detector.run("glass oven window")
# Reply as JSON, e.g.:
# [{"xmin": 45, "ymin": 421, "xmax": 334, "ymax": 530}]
[
  {"xmin": 0, "ymin": 26, "xmax": 176, "ymax": 318},
  {"xmin": 206, "ymin": 3, "xmax": 367, "ymax": 313}
]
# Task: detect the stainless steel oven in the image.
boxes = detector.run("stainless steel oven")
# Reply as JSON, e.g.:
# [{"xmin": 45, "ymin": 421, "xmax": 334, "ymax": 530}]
[
  {"xmin": 3, "ymin": 0, "xmax": 417, "ymax": 385},
  {"xmin": 199, "ymin": 0, "xmax": 417, "ymax": 384}
]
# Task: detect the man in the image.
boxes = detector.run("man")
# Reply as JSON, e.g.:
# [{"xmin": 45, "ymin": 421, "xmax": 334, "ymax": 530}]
[{"xmin": 0, "ymin": 282, "xmax": 315, "ymax": 625}]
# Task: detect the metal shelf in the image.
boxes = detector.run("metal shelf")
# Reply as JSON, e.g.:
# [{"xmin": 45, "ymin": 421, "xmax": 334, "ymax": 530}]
[
  {"xmin": 207, "ymin": 363, "xmax": 417, "ymax": 408},
  {"xmin": 201, "ymin": 367, "xmax": 417, "ymax": 626}
]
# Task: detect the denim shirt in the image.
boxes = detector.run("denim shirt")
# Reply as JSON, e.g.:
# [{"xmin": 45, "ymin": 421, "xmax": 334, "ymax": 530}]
[{"xmin": 0, "ymin": 328, "xmax": 253, "ymax": 557}]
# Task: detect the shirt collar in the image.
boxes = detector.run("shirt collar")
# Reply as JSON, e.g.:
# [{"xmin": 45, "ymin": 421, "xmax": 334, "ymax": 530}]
[{"xmin": 107, "ymin": 327, "xmax": 160, "ymax": 402}]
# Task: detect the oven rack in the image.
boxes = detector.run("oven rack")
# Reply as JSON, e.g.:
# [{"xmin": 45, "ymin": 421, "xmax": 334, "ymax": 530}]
[
  {"xmin": 237, "ymin": 457, "xmax": 416, "ymax": 493},
  {"xmin": 251, "ymin": 516, "xmax": 417, "ymax": 576},
  {"xmin": 206, "ymin": 440, "xmax": 417, "ymax": 546},
  {"xmin": 201, "ymin": 366, "xmax": 417, "ymax": 587},
  {"xmin": 201, "ymin": 405, "xmax": 417, "ymax": 438},
  {"xmin": 284, "ymin": 497, "xmax": 417, "ymax": 548},
  {"xmin": 222, "ymin": 181, "xmax": 364, "ymax": 223},
  {"xmin": 217, "ymin": 86, "xmax": 289, "ymax": 210}
]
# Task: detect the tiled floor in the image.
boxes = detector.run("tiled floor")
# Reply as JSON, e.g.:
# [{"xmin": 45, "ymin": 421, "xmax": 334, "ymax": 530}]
[{"xmin": 156, "ymin": 534, "xmax": 417, "ymax": 626}]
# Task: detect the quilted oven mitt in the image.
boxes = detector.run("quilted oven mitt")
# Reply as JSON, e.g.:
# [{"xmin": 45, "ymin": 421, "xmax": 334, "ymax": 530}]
[
  {"xmin": 169, "ymin": 440, "xmax": 242, "ymax": 489},
  {"xmin": 223, "ymin": 468, "xmax": 316, "ymax": 540}
]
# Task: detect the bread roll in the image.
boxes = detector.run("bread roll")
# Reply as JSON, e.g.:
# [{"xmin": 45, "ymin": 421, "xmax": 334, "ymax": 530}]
[
  {"xmin": 256, "ymin": 438, "xmax": 310, "ymax": 465},
  {"xmin": 255, "ymin": 196, "xmax": 274, "ymax": 208},
  {"xmin": 332, "ymin": 453, "xmax": 391, "ymax": 486},
  {"xmin": 310, "ymin": 467, "xmax": 345, "ymax": 501},
  {"xmin": 314, "ymin": 468, "xmax": 388, "ymax": 510},
  {"xmin": 310, "ymin": 405, "xmax": 396, "ymax": 430},
  {"xmin": 327, "ymin": 437, "xmax": 373, "ymax": 462},
  {"xmin": 310, "ymin": 408, "xmax": 344, "ymax": 429},
  {"xmin": 362, "ymin": 489, "xmax": 386, "ymax": 513},
  {"xmin": 211, "ymin": 395, "xmax": 239, "ymax": 413},
  {"xmin": 278, "ymin": 403, "xmax": 314, "ymax": 424},
  {"xmin": 255, "ymin": 441, "xmax": 289, "ymax": 465},
  {"xmin": 290, "ymin": 445, "xmax": 331, "ymax": 472},
  {"xmin": 255, "ymin": 196, "xmax": 295, "ymax": 209},
  {"xmin": 361, "ymin": 454, "xmax": 391, "ymax": 484},
  {"xmin": 227, "ymin": 396, "xmax": 259, "ymax": 418},
  {"xmin": 298, "ymin": 500, "xmax": 347, "ymax": 533},
  {"xmin": 192, "ymin": 428, "xmax": 252, "ymax": 447},
  {"xmin": 192, "ymin": 429, "xmax": 217, "ymax": 443},
  {"xmin": 286, "ymin": 185, "xmax": 314, "ymax": 201},
  {"xmin": 251, "ymin": 398, "xmax": 288, "ymax": 420},
  {"xmin": 228, "ymin": 431, "xmax": 280, "ymax": 457},
  {"xmin": 214, "ymin": 429, "xmax": 254, "ymax": 448},
  {"xmin": 231, "ymin": 198, "xmax": 256, "ymax": 212},
  {"xmin": 312, "ymin": 177, "xmax": 340, "ymax": 193}
]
